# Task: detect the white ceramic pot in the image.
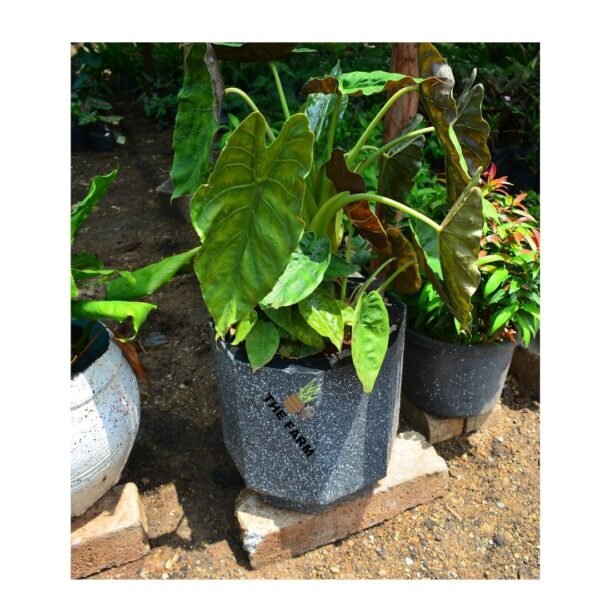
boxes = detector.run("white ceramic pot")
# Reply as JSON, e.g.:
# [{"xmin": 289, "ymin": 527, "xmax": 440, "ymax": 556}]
[{"xmin": 71, "ymin": 325, "xmax": 141, "ymax": 517}]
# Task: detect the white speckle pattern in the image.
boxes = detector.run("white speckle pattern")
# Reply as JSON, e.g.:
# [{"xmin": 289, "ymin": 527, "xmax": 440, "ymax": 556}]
[
  {"xmin": 71, "ymin": 331, "xmax": 140, "ymax": 517},
  {"xmin": 402, "ymin": 330, "xmax": 515, "ymax": 418},
  {"xmin": 211, "ymin": 307, "xmax": 406, "ymax": 513}
]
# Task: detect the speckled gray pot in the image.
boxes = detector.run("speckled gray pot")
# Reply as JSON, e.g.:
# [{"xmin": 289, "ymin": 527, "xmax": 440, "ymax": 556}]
[
  {"xmin": 402, "ymin": 329, "xmax": 515, "ymax": 418},
  {"xmin": 211, "ymin": 306, "xmax": 406, "ymax": 513}
]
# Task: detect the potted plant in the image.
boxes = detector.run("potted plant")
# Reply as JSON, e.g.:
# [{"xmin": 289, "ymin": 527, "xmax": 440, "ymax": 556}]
[
  {"xmin": 399, "ymin": 161, "xmax": 540, "ymax": 418},
  {"xmin": 170, "ymin": 42, "xmax": 487, "ymax": 512},
  {"xmin": 71, "ymin": 168, "xmax": 197, "ymax": 516}
]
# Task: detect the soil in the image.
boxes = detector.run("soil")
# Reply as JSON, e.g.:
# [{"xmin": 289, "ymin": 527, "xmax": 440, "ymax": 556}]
[{"xmin": 71, "ymin": 99, "xmax": 540, "ymax": 580}]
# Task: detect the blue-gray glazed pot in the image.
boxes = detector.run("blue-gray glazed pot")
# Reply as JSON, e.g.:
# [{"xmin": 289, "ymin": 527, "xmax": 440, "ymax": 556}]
[
  {"xmin": 210, "ymin": 304, "xmax": 406, "ymax": 513},
  {"xmin": 402, "ymin": 329, "xmax": 515, "ymax": 418}
]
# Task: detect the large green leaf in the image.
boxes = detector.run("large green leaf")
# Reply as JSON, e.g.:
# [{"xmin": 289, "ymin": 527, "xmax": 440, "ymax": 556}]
[
  {"xmin": 232, "ymin": 310, "xmax": 258, "ymax": 345},
  {"xmin": 106, "ymin": 247, "xmax": 199, "ymax": 301},
  {"xmin": 71, "ymin": 169, "xmax": 118, "ymax": 242},
  {"xmin": 260, "ymin": 232, "xmax": 331, "ymax": 309},
  {"xmin": 192, "ymin": 112, "xmax": 313, "ymax": 338},
  {"xmin": 245, "ymin": 320, "xmax": 280, "ymax": 371},
  {"xmin": 351, "ymin": 291, "xmax": 389, "ymax": 393},
  {"xmin": 299, "ymin": 288, "xmax": 344, "ymax": 351},
  {"xmin": 171, "ymin": 43, "xmax": 223, "ymax": 200},
  {"xmin": 377, "ymin": 116, "xmax": 425, "ymax": 205},
  {"xmin": 71, "ymin": 300, "xmax": 156, "ymax": 341},
  {"xmin": 302, "ymin": 61, "xmax": 349, "ymax": 163},
  {"xmin": 264, "ymin": 306, "xmax": 325, "ymax": 349},
  {"xmin": 324, "ymin": 254, "xmax": 357, "ymax": 280},
  {"xmin": 438, "ymin": 176, "xmax": 483, "ymax": 332},
  {"xmin": 301, "ymin": 71, "xmax": 424, "ymax": 96}
]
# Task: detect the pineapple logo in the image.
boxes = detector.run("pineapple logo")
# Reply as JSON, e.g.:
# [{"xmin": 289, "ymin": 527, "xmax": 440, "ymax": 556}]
[{"xmin": 283, "ymin": 378, "xmax": 321, "ymax": 420}]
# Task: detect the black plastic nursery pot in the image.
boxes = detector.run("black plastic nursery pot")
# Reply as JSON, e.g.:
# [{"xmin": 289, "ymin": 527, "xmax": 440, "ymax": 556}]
[
  {"xmin": 210, "ymin": 304, "xmax": 406, "ymax": 514},
  {"xmin": 401, "ymin": 329, "xmax": 515, "ymax": 418},
  {"xmin": 71, "ymin": 320, "xmax": 110, "ymax": 377},
  {"xmin": 71, "ymin": 125, "xmax": 89, "ymax": 152},
  {"xmin": 88, "ymin": 125, "xmax": 115, "ymax": 152}
]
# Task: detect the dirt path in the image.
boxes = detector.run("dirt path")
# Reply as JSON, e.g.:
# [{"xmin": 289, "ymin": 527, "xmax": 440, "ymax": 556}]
[{"xmin": 71, "ymin": 100, "xmax": 540, "ymax": 580}]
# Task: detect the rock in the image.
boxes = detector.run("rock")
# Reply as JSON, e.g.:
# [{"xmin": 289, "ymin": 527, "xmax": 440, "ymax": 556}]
[
  {"xmin": 496, "ymin": 501, "xmax": 507, "ymax": 509},
  {"xmin": 493, "ymin": 533, "xmax": 507, "ymax": 547},
  {"xmin": 145, "ymin": 332, "xmax": 168, "ymax": 348}
]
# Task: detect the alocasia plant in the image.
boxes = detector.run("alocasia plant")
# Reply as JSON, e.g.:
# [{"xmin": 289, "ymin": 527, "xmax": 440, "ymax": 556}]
[{"xmin": 170, "ymin": 42, "xmax": 490, "ymax": 392}]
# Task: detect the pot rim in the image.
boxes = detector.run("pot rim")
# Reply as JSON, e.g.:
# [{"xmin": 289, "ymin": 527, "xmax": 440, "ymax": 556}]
[
  {"xmin": 406, "ymin": 327, "xmax": 515, "ymax": 355},
  {"xmin": 213, "ymin": 300, "xmax": 406, "ymax": 375}
]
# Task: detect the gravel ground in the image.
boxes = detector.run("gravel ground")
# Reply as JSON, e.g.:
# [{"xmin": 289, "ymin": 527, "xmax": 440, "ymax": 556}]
[{"xmin": 72, "ymin": 100, "xmax": 540, "ymax": 580}]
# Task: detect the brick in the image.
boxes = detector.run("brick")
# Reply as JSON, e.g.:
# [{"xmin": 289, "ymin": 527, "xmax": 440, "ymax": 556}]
[
  {"xmin": 464, "ymin": 402, "xmax": 503, "ymax": 434},
  {"xmin": 71, "ymin": 483, "xmax": 150, "ymax": 579},
  {"xmin": 509, "ymin": 344, "xmax": 540, "ymax": 395},
  {"xmin": 235, "ymin": 431, "xmax": 448, "ymax": 568},
  {"xmin": 401, "ymin": 397, "xmax": 464, "ymax": 443}
]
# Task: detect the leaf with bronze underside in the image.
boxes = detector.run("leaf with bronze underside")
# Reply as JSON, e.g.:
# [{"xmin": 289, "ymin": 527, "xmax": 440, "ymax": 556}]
[
  {"xmin": 377, "ymin": 227, "xmax": 421, "ymax": 294},
  {"xmin": 454, "ymin": 73, "xmax": 491, "ymax": 180},
  {"xmin": 437, "ymin": 173, "xmax": 483, "ymax": 332},
  {"xmin": 409, "ymin": 170, "xmax": 483, "ymax": 332},
  {"xmin": 417, "ymin": 43, "xmax": 489, "ymax": 205},
  {"xmin": 302, "ymin": 61, "xmax": 349, "ymax": 164},
  {"xmin": 378, "ymin": 116, "xmax": 425, "ymax": 206},
  {"xmin": 191, "ymin": 112, "xmax": 313, "ymax": 338},
  {"xmin": 301, "ymin": 71, "xmax": 424, "ymax": 96},
  {"xmin": 212, "ymin": 43, "xmax": 298, "ymax": 62},
  {"xmin": 325, "ymin": 149, "xmax": 388, "ymax": 249},
  {"xmin": 417, "ymin": 43, "xmax": 468, "ymax": 204}
]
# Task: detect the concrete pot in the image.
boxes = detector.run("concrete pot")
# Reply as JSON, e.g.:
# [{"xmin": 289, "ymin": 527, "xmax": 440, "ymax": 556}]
[
  {"xmin": 211, "ymin": 305, "xmax": 406, "ymax": 513},
  {"xmin": 402, "ymin": 329, "xmax": 515, "ymax": 418},
  {"xmin": 71, "ymin": 322, "xmax": 141, "ymax": 517}
]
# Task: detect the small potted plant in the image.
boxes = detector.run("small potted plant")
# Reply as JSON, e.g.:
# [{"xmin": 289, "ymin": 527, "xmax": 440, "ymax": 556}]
[
  {"xmin": 170, "ymin": 43, "xmax": 488, "ymax": 512},
  {"xmin": 71, "ymin": 93, "xmax": 124, "ymax": 152},
  {"xmin": 399, "ymin": 162, "xmax": 540, "ymax": 417},
  {"xmin": 71, "ymin": 169, "xmax": 197, "ymax": 516}
]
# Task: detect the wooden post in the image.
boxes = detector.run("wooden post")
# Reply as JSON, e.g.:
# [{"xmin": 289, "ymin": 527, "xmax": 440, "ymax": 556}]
[{"xmin": 383, "ymin": 43, "xmax": 419, "ymax": 143}]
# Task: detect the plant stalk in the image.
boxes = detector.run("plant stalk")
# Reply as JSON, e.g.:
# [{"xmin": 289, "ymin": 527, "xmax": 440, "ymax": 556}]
[
  {"xmin": 349, "ymin": 258, "xmax": 395, "ymax": 306},
  {"xmin": 356, "ymin": 126, "xmax": 435, "ymax": 174},
  {"xmin": 310, "ymin": 191, "xmax": 441, "ymax": 236},
  {"xmin": 340, "ymin": 219, "xmax": 354, "ymax": 303},
  {"xmin": 224, "ymin": 87, "xmax": 276, "ymax": 141},
  {"xmin": 325, "ymin": 94, "xmax": 342, "ymax": 162},
  {"xmin": 376, "ymin": 261, "xmax": 417, "ymax": 295},
  {"xmin": 268, "ymin": 62, "xmax": 290, "ymax": 120},
  {"xmin": 346, "ymin": 85, "xmax": 418, "ymax": 167}
]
